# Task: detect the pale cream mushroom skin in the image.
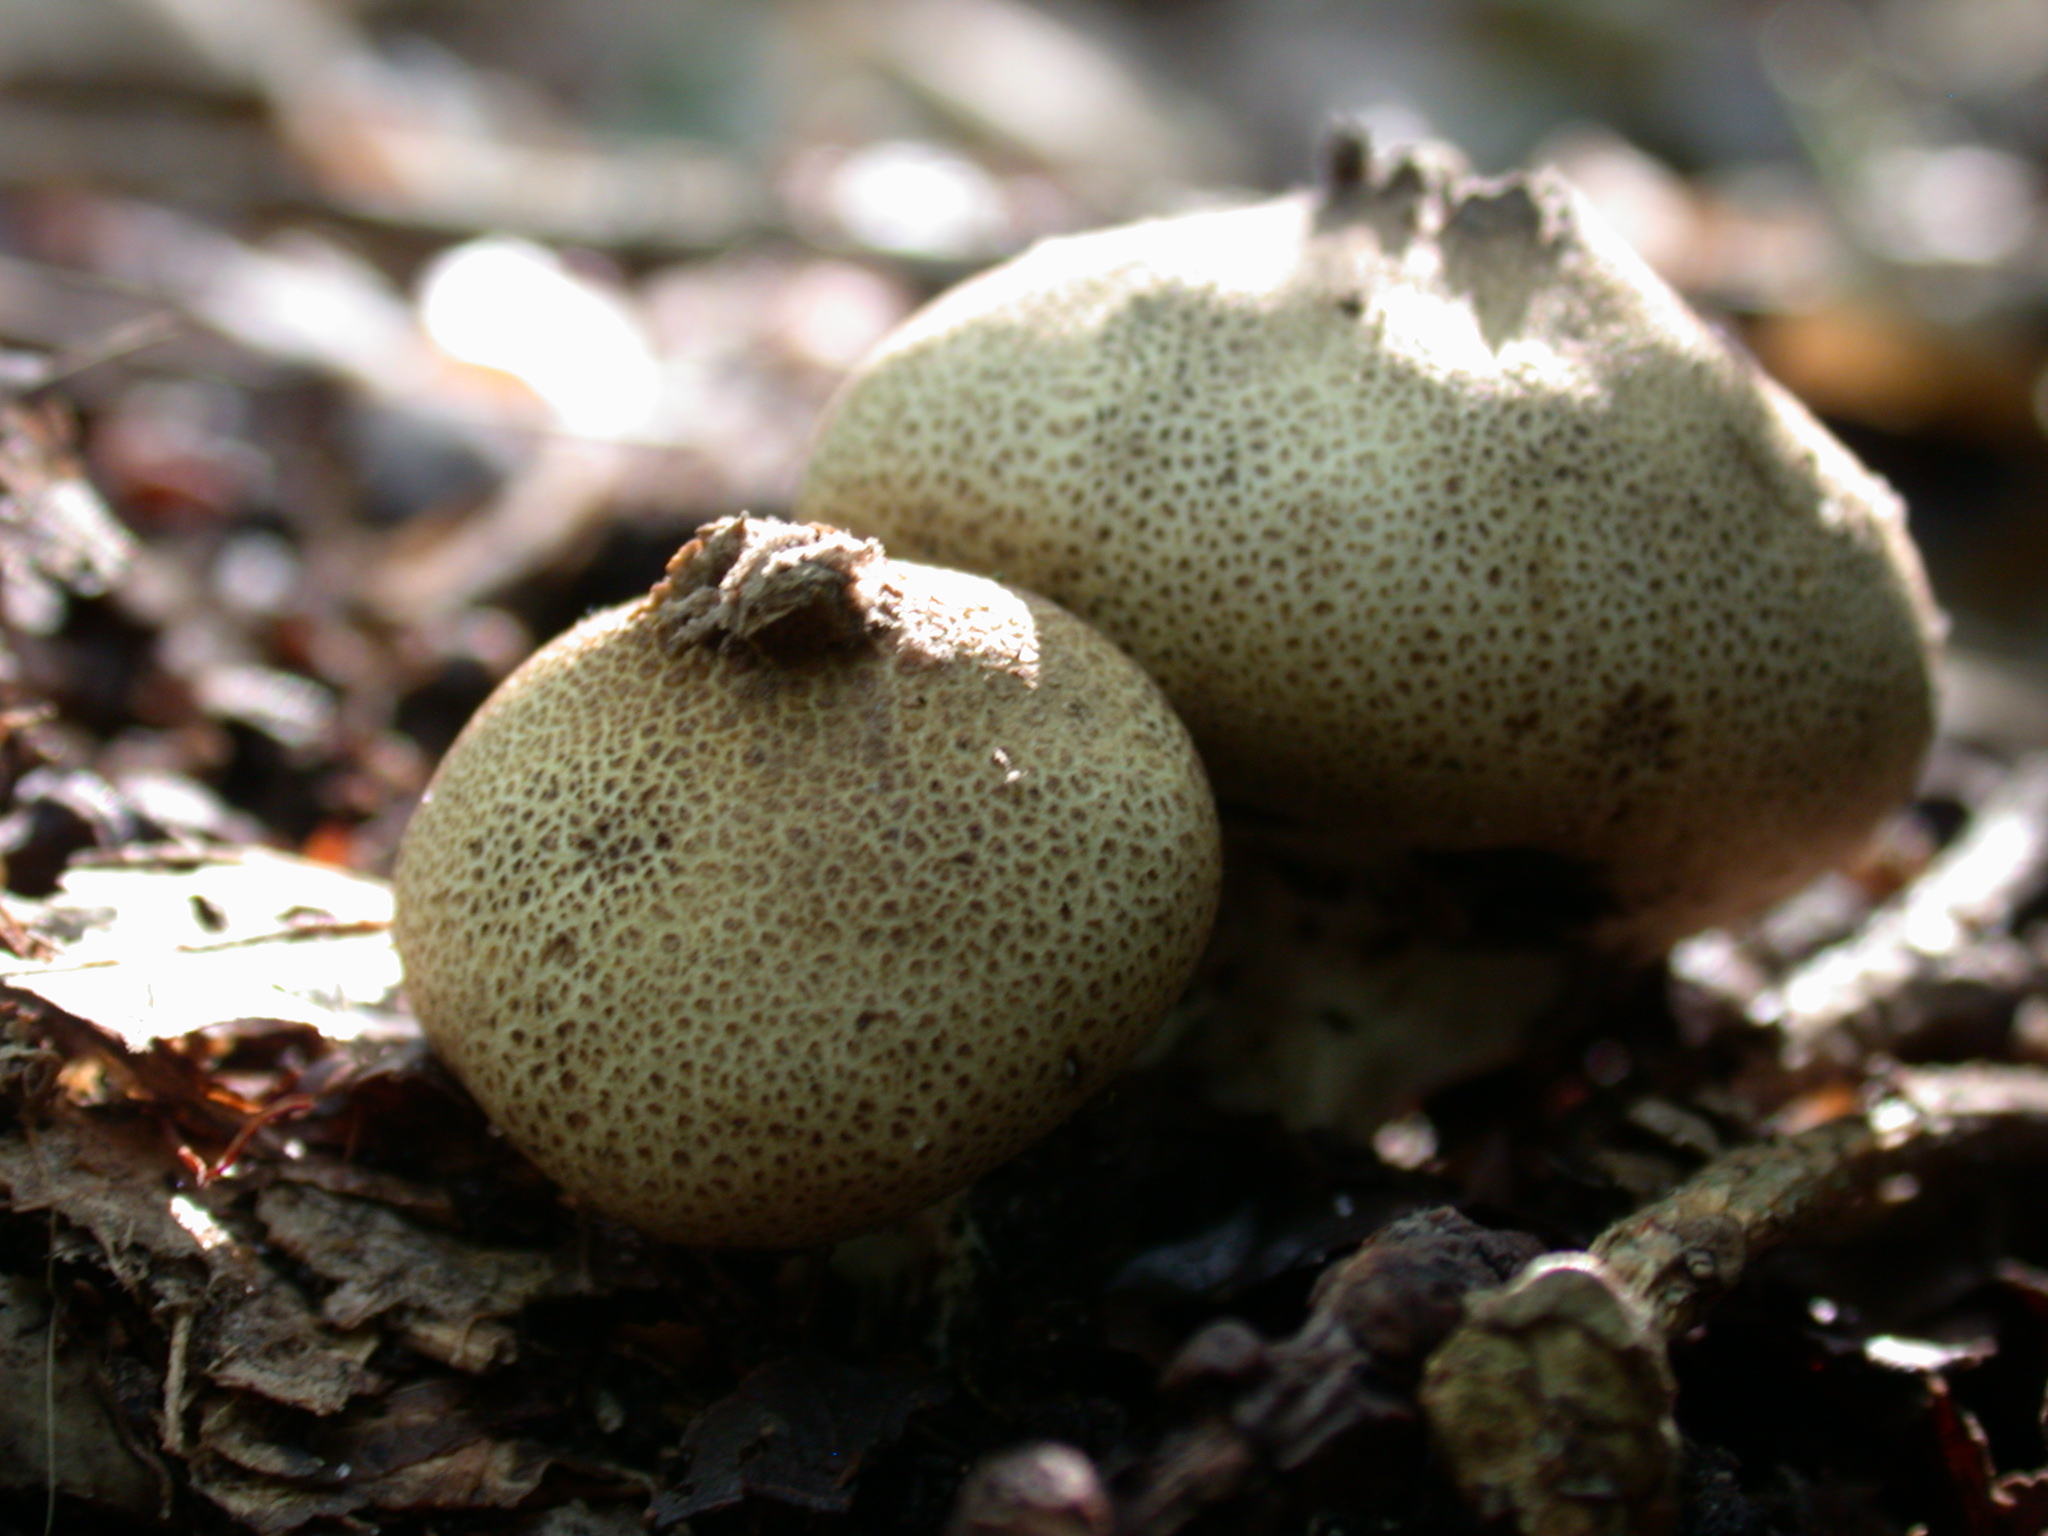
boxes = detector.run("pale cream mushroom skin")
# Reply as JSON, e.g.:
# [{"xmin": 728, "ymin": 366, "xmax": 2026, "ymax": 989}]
[
  {"xmin": 798, "ymin": 134, "xmax": 1942, "ymax": 956},
  {"xmin": 393, "ymin": 516, "xmax": 1221, "ymax": 1248}
]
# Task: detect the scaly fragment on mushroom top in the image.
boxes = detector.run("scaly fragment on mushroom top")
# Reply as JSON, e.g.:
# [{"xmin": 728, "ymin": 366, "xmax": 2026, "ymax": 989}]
[
  {"xmin": 392, "ymin": 515, "xmax": 1222, "ymax": 1248},
  {"xmin": 797, "ymin": 129, "xmax": 1943, "ymax": 957}
]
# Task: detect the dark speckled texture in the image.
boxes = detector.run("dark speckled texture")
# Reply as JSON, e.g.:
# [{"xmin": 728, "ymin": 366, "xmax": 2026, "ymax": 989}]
[
  {"xmin": 796, "ymin": 142, "xmax": 1941, "ymax": 951},
  {"xmin": 393, "ymin": 522, "xmax": 1222, "ymax": 1247}
]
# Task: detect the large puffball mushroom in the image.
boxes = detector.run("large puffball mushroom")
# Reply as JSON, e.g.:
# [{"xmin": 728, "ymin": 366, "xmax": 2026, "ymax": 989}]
[
  {"xmin": 392, "ymin": 515, "xmax": 1221, "ymax": 1247},
  {"xmin": 797, "ymin": 131, "xmax": 1942, "ymax": 956}
]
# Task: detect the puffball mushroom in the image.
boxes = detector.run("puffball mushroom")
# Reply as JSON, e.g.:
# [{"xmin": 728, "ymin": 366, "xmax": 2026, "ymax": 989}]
[
  {"xmin": 797, "ymin": 130, "xmax": 1942, "ymax": 954},
  {"xmin": 392, "ymin": 515, "xmax": 1221, "ymax": 1248}
]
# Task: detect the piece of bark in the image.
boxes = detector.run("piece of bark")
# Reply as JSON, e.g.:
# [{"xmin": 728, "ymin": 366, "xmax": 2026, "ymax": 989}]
[
  {"xmin": 1421, "ymin": 1254, "xmax": 1678, "ymax": 1536},
  {"xmin": 1118, "ymin": 1207, "xmax": 1544, "ymax": 1536},
  {"xmin": 1421, "ymin": 1066, "xmax": 2048, "ymax": 1536}
]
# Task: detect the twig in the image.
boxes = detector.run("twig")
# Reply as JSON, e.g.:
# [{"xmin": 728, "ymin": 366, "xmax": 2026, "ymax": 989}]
[
  {"xmin": 1589, "ymin": 1114, "xmax": 1876, "ymax": 1337},
  {"xmin": 18, "ymin": 312, "xmax": 181, "ymax": 396},
  {"xmin": 161, "ymin": 1308, "xmax": 192, "ymax": 1457},
  {"xmin": 203, "ymin": 1093, "xmax": 317, "ymax": 1183},
  {"xmin": 1421, "ymin": 1066, "xmax": 2048, "ymax": 1536},
  {"xmin": 1755, "ymin": 756, "xmax": 2048, "ymax": 1064},
  {"xmin": 0, "ymin": 898, "xmax": 56, "ymax": 962}
]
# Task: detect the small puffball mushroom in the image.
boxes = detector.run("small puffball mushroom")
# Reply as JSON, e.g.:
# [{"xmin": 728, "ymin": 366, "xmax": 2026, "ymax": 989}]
[
  {"xmin": 797, "ymin": 130, "xmax": 1942, "ymax": 952},
  {"xmin": 393, "ymin": 515, "xmax": 1221, "ymax": 1247}
]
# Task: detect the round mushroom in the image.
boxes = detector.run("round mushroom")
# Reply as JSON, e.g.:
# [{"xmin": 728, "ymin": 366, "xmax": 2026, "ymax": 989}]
[
  {"xmin": 392, "ymin": 515, "xmax": 1221, "ymax": 1247},
  {"xmin": 797, "ymin": 131, "xmax": 1942, "ymax": 954}
]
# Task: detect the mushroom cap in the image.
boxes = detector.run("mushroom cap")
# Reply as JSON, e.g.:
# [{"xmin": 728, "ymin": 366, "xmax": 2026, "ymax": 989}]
[
  {"xmin": 796, "ymin": 137, "xmax": 1942, "ymax": 951},
  {"xmin": 393, "ymin": 518, "xmax": 1221, "ymax": 1247}
]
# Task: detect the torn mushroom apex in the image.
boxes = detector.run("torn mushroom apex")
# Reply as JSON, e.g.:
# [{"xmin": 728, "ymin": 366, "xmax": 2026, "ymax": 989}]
[
  {"xmin": 392, "ymin": 514, "xmax": 1221, "ymax": 1247},
  {"xmin": 796, "ymin": 128, "xmax": 1940, "ymax": 956},
  {"xmin": 649, "ymin": 516, "xmax": 898, "ymax": 655}
]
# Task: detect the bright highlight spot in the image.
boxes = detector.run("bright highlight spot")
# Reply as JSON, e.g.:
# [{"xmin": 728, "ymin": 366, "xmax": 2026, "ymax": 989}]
[
  {"xmin": 827, "ymin": 141, "xmax": 1008, "ymax": 260},
  {"xmin": 1863, "ymin": 143, "xmax": 2037, "ymax": 266},
  {"xmin": 419, "ymin": 236, "xmax": 660, "ymax": 438},
  {"xmin": 169, "ymin": 1193, "xmax": 233, "ymax": 1251},
  {"xmin": 1864, "ymin": 1332, "xmax": 1988, "ymax": 1373},
  {"xmin": 1372, "ymin": 1112, "xmax": 1439, "ymax": 1170}
]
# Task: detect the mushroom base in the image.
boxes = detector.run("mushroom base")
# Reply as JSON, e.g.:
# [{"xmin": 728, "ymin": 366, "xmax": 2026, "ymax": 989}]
[{"xmin": 1163, "ymin": 834, "xmax": 1656, "ymax": 1140}]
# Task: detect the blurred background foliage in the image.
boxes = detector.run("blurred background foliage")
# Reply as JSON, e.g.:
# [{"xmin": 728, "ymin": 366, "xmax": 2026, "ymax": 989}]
[{"xmin": 0, "ymin": 0, "xmax": 2040, "ymax": 882}]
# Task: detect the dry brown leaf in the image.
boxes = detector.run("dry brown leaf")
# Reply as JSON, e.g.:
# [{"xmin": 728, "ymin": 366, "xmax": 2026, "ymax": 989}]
[
  {"xmin": 0, "ymin": 1112, "xmax": 384, "ymax": 1415},
  {"xmin": 188, "ymin": 1377, "xmax": 555, "ymax": 1533},
  {"xmin": 0, "ymin": 1273, "xmax": 167, "ymax": 1514},
  {"xmin": 253, "ymin": 1181, "xmax": 580, "ymax": 1362}
]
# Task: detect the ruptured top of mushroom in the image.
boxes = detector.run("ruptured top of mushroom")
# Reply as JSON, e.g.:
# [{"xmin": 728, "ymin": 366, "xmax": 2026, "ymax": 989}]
[
  {"xmin": 797, "ymin": 130, "xmax": 1942, "ymax": 951},
  {"xmin": 393, "ymin": 516, "xmax": 1223, "ymax": 1245}
]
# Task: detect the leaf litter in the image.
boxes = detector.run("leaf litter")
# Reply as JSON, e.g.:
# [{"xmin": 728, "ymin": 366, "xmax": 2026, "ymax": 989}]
[
  {"xmin": 8, "ymin": 5, "xmax": 2048, "ymax": 1534},
  {"xmin": 22, "ymin": 795, "xmax": 2048, "ymax": 1535}
]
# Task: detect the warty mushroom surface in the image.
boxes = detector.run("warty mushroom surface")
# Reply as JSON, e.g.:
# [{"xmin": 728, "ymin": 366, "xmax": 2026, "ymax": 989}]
[
  {"xmin": 797, "ymin": 131, "xmax": 1942, "ymax": 957},
  {"xmin": 393, "ymin": 515, "xmax": 1222, "ymax": 1246}
]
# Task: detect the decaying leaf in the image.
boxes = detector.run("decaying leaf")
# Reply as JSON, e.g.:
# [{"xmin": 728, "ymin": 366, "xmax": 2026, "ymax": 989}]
[
  {"xmin": 0, "ymin": 1272, "xmax": 167, "ymax": 1515},
  {"xmin": 0, "ymin": 1084, "xmax": 619, "ymax": 1529},
  {"xmin": 1995, "ymin": 1469, "xmax": 2048, "ymax": 1535},
  {"xmin": 0, "ymin": 1111, "xmax": 386, "ymax": 1415},
  {"xmin": 515, "ymin": 1500, "xmax": 650, "ymax": 1536},
  {"xmin": 654, "ymin": 1356, "xmax": 948, "ymax": 1523},
  {"xmin": 0, "ymin": 845, "xmax": 402, "ymax": 1049},
  {"xmin": 186, "ymin": 1379, "xmax": 556, "ymax": 1535},
  {"xmin": 253, "ymin": 1180, "xmax": 584, "ymax": 1370}
]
